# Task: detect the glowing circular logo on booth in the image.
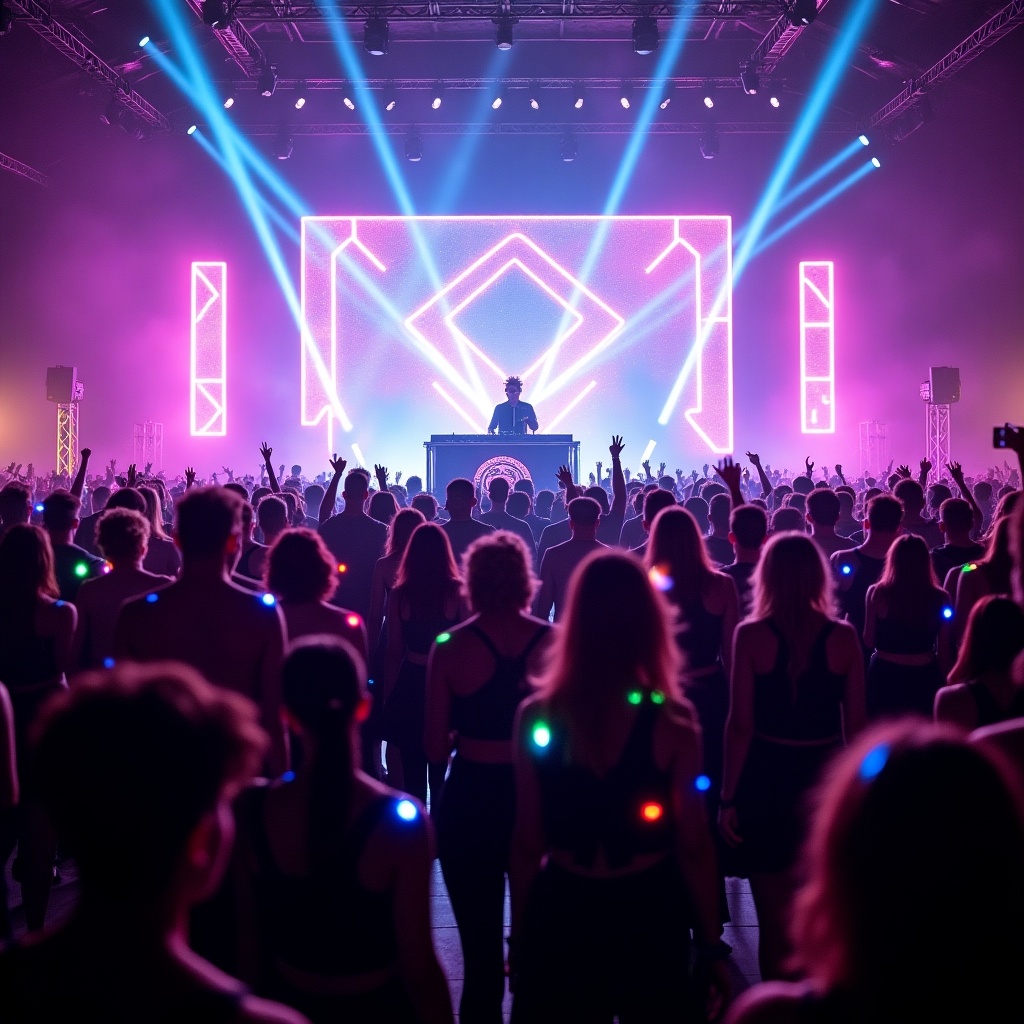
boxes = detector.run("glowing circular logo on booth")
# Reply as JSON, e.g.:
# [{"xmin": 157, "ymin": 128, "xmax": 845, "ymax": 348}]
[{"xmin": 474, "ymin": 456, "xmax": 532, "ymax": 494}]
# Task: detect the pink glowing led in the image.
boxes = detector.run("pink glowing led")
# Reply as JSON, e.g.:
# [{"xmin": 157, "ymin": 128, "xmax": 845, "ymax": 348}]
[
  {"xmin": 799, "ymin": 261, "xmax": 836, "ymax": 434},
  {"xmin": 190, "ymin": 261, "xmax": 227, "ymax": 436}
]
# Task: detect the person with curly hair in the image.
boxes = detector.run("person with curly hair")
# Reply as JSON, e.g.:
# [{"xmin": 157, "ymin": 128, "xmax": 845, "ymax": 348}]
[{"xmin": 487, "ymin": 376, "xmax": 538, "ymax": 435}]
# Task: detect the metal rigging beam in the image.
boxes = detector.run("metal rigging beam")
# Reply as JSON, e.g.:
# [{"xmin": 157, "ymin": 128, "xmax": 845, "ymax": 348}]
[
  {"xmin": 747, "ymin": 0, "xmax": 831, "ymax": 78},
  {"xmin": 0, "ymin": 150, "xmax": 48, "ymax": 186},
  {"xmin": 7, "ymin": 0, "xmax": 170, "ymax": 130},
  {"xmin": 183, "ymin": 0, "xmax": 271, "ymax": 78}
]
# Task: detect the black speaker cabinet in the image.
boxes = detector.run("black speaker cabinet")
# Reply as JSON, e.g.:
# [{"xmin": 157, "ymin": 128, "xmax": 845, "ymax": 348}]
[
  {"xmin": 45, "ymin": 366, "xmax": 78, "ymax": 404},
  {"xmin": 929, "ymin": 366, "xmax": 960, "ymax": 405}
]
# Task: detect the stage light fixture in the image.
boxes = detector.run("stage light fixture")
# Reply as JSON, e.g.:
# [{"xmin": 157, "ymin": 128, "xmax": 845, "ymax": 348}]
[
  {"xmin": 572, "ymin": 82, "xmax": 585, "ymax": 110},
  {"xmin": 702, "ymin": 84, "xmax": 715, "ymax": 109},
  {"xmin": 494, "ymin": 15, "xmax": 514, "ymax": 50},
  {"xmin": 202, "ymin": 0, "xmax": 230, "ymax": 29},
  {"xmin": 273, "ymin": 132, "xmax": 293, "ymax": 160},
  {"xmin": 529, "ymin": 82, "xmax": 541, "ymax": 110},
  {"xmin": 658, "ymin": 82, "xmax": 675, "ymax": 110},
  {"xmin": 257, "ymin": 64, "xmax": 277, "ymax": 98},
  {"xmin": 405, "ymin": 131, "xmax": 423, "ymax": 163},
  {"xmin": 740, "ymin": 64, "xmax": 759, "ymax": 95},
  {"xmin": 223, "ymin": 87, "xmax": 237, "ymax": 109},
  {"xmin": 871, "ymin": 155, "xmax": 881, "ymax": 168},
  {"xmin": 560, "ymin": 131, "xmax": 578, "ymax": 163},
  {"xmin": 491, "ymin": 85, "xmax": 505, "ymax": 110},
  {"xmin": 383, "ymin": 84, "xmax": 398, "ymax": 111},
  {"xmin": 700, "ymin": 130, "xmax": 719, "ymax": 159},
  {"xmin": 619, "ymin": 83, "xmax": 633, "ymax": 110},
  {"xmin": 294, "ymin": 81, "xmax": 307, "ymax": 109},
  {"xmin": 632, "ymin": 15, "xmax": 659, "ymax": 55},
  {"xmin": 139, "ymin": 35, "xmax": 150, "ymax": 47},
  {"xmin": 363, "ymin": 16, "xmax": 389, "ymax": 55},
  {"xmin": 430, "ymin": 82, "xmax": 444, "ymax": 110},
  {"xmin": 789, "ymin": 0, "xmax": 817, "ymax": 27},
  {"xmin": 187, "ymin": 123, "xmax": 198, "ymax": 135},
  {"xmin": 0, "ymin": 3, "xmax": 13, "ymax": 36},
  {"xmin": 341, "ymin": 82, "xmax": 356, "ymax": 110},
  {"xmin": 858, "ymin": 133, "xmax": 869, "ymax": 145}
]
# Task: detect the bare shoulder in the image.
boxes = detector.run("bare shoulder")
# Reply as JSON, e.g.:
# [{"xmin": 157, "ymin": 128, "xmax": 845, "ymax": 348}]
[
  {"xmin": 727, "ymin": 981, "xmax": 818, "ymax": 1024},
  {"xmin": 239, "ymin": 994, "xmax": 311, "ymax": 1024}
]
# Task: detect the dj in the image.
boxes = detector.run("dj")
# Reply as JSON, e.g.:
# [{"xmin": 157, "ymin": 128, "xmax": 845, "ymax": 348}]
[{"xmin": 487, "ymin": 376, "xmax": 539, "ymax": 435}]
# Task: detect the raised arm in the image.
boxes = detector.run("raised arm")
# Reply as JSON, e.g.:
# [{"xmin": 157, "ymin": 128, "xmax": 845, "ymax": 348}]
[
  {"xmin": 745, "ymin": 451, "xmax": 773, "ymax": 501},
  {"xmin": 259, "ymin": 443, "xmax": 281, "ymax": 494},
  {"xmin": 947, "ymin": 461, "xmax": 983, "ymax": 535},
  {"xmin": 918, "ymin": 458, "xmax": 932, "ymax": 491},
  {"xmin": 556, "ymin": 465, "xmax": 580, "ymax": 504},
  {"xmin": 70, "ymin": 447, "xmax": 91, "ymax": 499},
  {"xmin": 374, "ymin": 464, "xmax": 390, "ymax": 494},
  {"xmin": 714, "ymin": 457, "xmax": 745, "ymax": 509},
  {"xmin": 608, "ymin": 436, "xmax": 627, "ymax": 518},
  {"xmin": 804, "ymin": 456, "xmax": 814, "ymax": 481},
  {"xmin": 319, "ymin": 455, "xmax": 346, "ymax": 525}
]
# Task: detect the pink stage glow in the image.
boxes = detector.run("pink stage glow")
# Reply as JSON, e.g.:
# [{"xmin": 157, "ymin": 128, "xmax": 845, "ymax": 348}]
[
  {"xmin": 300, "ymin": 216, "xmax": 733, "ymax": 462},
  {"xmin": 190, "ymin": 262, "xmax": 227, "ymax": 436},
  {"xmin": 799, "ymin": 260, "xmax": 836, "ymax": 434}
]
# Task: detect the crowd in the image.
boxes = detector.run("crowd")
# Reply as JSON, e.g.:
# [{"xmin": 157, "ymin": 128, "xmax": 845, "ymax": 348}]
[{"xmin": 0, "ymin": 432, "xmax": 1023, "ymax": 1023}]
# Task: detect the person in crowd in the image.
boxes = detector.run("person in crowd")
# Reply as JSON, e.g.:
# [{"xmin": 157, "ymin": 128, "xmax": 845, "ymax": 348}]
[
  {"xmin": 478, "ymin": 478, "xmax": 537, "ymax": 564},
  {"xmin": 618, "ymin": 486, "xmax": 652, "ymax": 550},
  {"xmin": 70, "ymin": 483, "xmax": 110, "ymax": 553},
  {"xmin": 532, "ymin": 497, "xmax": 605, "ymax": 622},
  {"xmin": 833, "ymin": 487, "xmax": 860, "ymax": 539},
  {"xmin": 510, "ymin": 551, "xmax": 728, "ymax": 1022},
  {"xmin": 683, "ymin": 495, "xmax": 711, "ymax": 538},
  {"xmin": 264, "ymin": 528, "xmax": 367, "ymax": 657},
  {"xmin": 115, "ymin": 487, "xmax": 288, "ymax": 775},
  {"xmin": 0, "ymin": 680, "xmax": 15, "ymax": 939},
  {"xmin": 646, "ymin": 506, "xmax": 738, "ymax": 860},
  {"xmin": 0, "ymin": 525, "xmax": 76, "ymax": 931},
  {"xmin": 0, "ymin": 481, "xmax": 32, "ymax": 547},
  {"xmin": 705, "ymin": 494, "xmax": 736, "ymax": 567},
  {"xmin": 440, "ymin": 478, "xmax": 494, "ymax": 566},
  {"xmin": 72, "ymin": 508, "xmax": 171, "ymax": 670},
  {"xmin": 805, "ymin": 489, "xmax": 857, "ymax": 558},
  {"xmin": 248, "ymin": 496, "xmax": 289, "ymax": 583},
  {"xmin": 40, "ymin": 490, "xmax": 106, "ymax": 601},
  {"xmin": 832, "ymin": 495, "xmax": 903, "ymax": 644},
  {"xmin": 952, "ymin": 514, "xmax": 1016, "ymax": 643},
  {"xmin": 893, "ymin": 478, "xmax": 943, "ymax": 549},
  {"xmin": 0, "ymin": 661, "xmax": 307, "ymax": 1024},
  {"xmin": 863, "ymin": 534, "xmax": 952, "ymax": 719},
  {"xmin": 232, "ymin": 638, "xmax": 453, "ymax": 1024},
  {"xmin": 382, "ymin": 523, "xmax": 463, "ymax": 803},
  {"xmin": 721, "ymin": 533, "xmax": 865, "ymax": 980},
  {"xmin": 627, "ymin": 487, "xmax": 677, "ymax": 557},
  {"xmin": 234, "ymin": 502, "xmax": 267, "ymax": 585},
  {"xmin": 318, "ymin": 459, "xmax": 388, "ymax": 621},
  {"xmin": 425, "ymin": 533, "xmax": 551, "ymax": 1024},
  {"xmin": 934, "ymin": 596, "xmax": 1024, "ymax": 729},
  {"xmin": 532, "ymin": 489, "xmax": 554, "ymax": 526},
  {"xmin": 369, "ymin": 489, "xmax": 399, "ymax": 527},
  {"xmin": 507, "ymin": 491, "xmax": 546, "ymax": 544},
  {"xmin": 931, "ymin": 497, "xmax": 986, "ymax": 586},
  {"xmin": 139, "ymin": 484, "xmax": 182, "ymax": 577},
  {"xmin": 973, "ymin": 478, "xmax": 995, "ymax": 534},
  {"xmin": 769, "ymin": 507, "xmax": 806, "ymax": 536},
  {"xmin": 724, "ymin": 504, "xmax": 768, "ymax": 618},
  {"xmin": 410, "ymin": 493, "xmax": 439, "ymax": 523},
  {"xmin": 368, "ymin": 509, "xmax": 427, "ymax": 659},
  {"xmin": 302, "ymin": 484, "xmax": 324, "ymax": 529},
  {"xmin": 727, "ymin": 722, "xmax": 1024, "ymax": 1024}
]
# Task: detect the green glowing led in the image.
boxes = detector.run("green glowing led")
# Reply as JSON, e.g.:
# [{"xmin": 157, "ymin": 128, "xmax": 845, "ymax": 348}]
[
  {"xmin": 962, "ymin": 563, "xmax": 977, "ymax": 573},
  {"xmin": 627, "ymin": 690, "xmax": 643, "ymax": 706},
  {"xmin": 651, "ymin": 690, "xmax": 666, "ymax": 705},
  {"xmin": 436, "ymin": 632, "xmax": 452, "ymax": 644},
  {"xmin": 74, "ymin": 562, "xmax": 89, "ymax": 578},
  {"xmin": 532, "ymin": 723, "xmax": 551, "ymax": 748}
]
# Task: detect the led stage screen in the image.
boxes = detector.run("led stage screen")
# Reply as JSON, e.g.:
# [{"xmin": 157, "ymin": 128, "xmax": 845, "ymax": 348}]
[{"xmin": 301, "ymin": 216, "xmax": 733, "ymax": 474}]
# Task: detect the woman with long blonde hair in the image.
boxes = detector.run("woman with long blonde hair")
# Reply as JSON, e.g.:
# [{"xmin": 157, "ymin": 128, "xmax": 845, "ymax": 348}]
[{"xmin": 720, "ymin": 533, "xmax": 865, "ymax": 980}]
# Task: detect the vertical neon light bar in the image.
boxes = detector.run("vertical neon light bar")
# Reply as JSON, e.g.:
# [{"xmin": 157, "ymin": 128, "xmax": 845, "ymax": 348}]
[
  {"xmin": 799, "ymin": 260, "xmax": 835, "ymax": 434},
  {"xmin": 190, "ymin": 261, "xmax": 227, "ymax": 436}
]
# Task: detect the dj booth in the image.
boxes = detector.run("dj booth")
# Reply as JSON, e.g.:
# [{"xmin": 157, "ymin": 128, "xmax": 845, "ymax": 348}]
[{"xmin": 424, "ymin": 434, "xmax": 580, "ymax": 496}]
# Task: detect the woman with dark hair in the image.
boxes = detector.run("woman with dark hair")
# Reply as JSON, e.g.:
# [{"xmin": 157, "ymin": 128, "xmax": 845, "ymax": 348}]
[
  {"xmin": 0, "ymin": 661, "xmax": 304, "ymax": 1024},
  {"xmin": 952, "ymin": 514, "xmax": 1017, "ymax": 642},
  {"xmin": 425, "ymin": 532, "xmax": 551, "ymax": 1024},
  {"xmin": 645, "ymin": 505, "xmax": 738, "ymax": 861},
  {"xmin": 864, "ymin": 534, "xmax": 951, "ymax": 719},
  {"xmin": 934, "ymin": 596, "xmax": 1024, "ymax": 729},
  {"xmin": 721, "ymin": 533, "xmax": 865, "ymax": 980},
  {"xmin": 369, "ymin": 490, "xmax": 399, "ymax": 527},
  {"xmin": 368, "ymin": 508, "xmax": 426, "ymax": 657},
  {"xmin": 382, "ymin": 523, "xmax": 463, "ymax": 802},
  {"xmin": 510, "ymin": 551, "xmax": 727, "ymax": 1023},
  {"xmin": 234, "ymin": 637, "xmax": 453, "ymax": 1024},
  {"xmin": 139, "ymin": 484, "xmax": 182, "ymax": 577},
  {"xmin": 0, "ymin": 524, "xmax": 76, "ymax": 930},
  {"xmin": 728, "ymin": 722, "xmax": 1024, "ymax": 1023},
  {"xmin": 264, "ymin": 528, "xmax": 367, "ymax": 658}
]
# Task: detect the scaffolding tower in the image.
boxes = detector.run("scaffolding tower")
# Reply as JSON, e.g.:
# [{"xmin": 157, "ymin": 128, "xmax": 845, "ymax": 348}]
[
  {"xmin": 133, "ymin": 421, "xmax": 164, "ymax": 471},
  {"xmin": 858, "ymin": 421, "xmax": 888, "ymax": 476},
  {"xmin": 926, "ymin": 402, "xmax": 952, "ymax": 473},
  {"xmin": 56, "ymin": 401, "xmax": 80, "ymax": 477}
]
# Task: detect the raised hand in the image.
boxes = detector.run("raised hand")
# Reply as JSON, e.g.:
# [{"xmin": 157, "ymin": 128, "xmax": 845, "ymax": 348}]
[
  {"xmin": 394, "ymin": 471, "xmax": 402, "ymax": 484},
  {"xmin": 946, "ymin": 461, "xmax": 964, "ymax": 480},
  {"xmin": 805, "ymin": 456, "xmax": 814, "ymax": 475},
  {"xmin": 896, "ymin": 464, "xmax": 912, "ymax": 479},
  {"xmin": 4, "ymin": 462, "xmax": 14, "ymax": 474},
  {"xmin": 184, "ymin": 466, "xmax": 196, "ymax": 488},
  {"xmin": 259, "ymin": 442, "xmax": 273, "ymax": 464},
  {"xmin": 608, "ymin": 434, "xmax": 626, "ymax": 461},
  {"xmin": 702, "ymin": 464, "xmax": 710, "ymax": 478},
  {"xmin": 556, "ymin": 465, "xmax": 574, "ymax": 490},
  {"xmin": 596, "ymin": 461, "xmax": 603, "ymax": 480},
  {"xmin": 920, "ymin": 458, "xmax": 933, "ymax": 474},
  {"xmin": 329, "ymin": 454, "xmax": 347, "ymax": 477},
  {"xmin": 835, "ymin": 463, "xmax": 843, "ymax": 477},
  {"xmin": 80, "ymin": 448, "xmax": 92, "ymax": 461},
  {"xmin": 127, "ymin": 463, "xmax": 139, "ymax": 487},
  {"xmin": 641, "ymin": 460, "xmax": 652, "ymax": 478},
  {"xmin": 374, "ymin": 464, "xmax": 389, "ymax": 487},
  {"xmin": 110, "ymin": 459, "xmax": 117, "ymax": 472},
  {"xmin": 658, "ymin": 462, "xmax": 666, "ymax": 477},
  {"xmin": 714, "ymin": 457, "xmax": 742, "ymax": 492},
  {"xmin": 278, "ymin": 464, "xmax": 285, "ymax": 479},
  {"xmin": 675, "ymin": 468, "xmax": 684, "ymax": 479},
  {"xmin": 822, "ymin": 466, "xmax": 830, "ymax": 478},
  {"xmin": 691, "ymin": 469, "xmax": 699, "ymax": 481}
]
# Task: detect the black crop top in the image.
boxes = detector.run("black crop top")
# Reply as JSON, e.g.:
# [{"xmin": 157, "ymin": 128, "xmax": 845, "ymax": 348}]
[
  {"xmin": 242, "ymin": 785, "xmax": 400, "ymax": 977},
  {"xmin": 874, "ymin": 596, "xmax": 943, "ymax": 656},
  {"xmin": 675, "ymin": 597, "xmax": 724, "ymax": 670},
  {"xmin": 528, "ymin": 697, "xmax": 674, "ymax": 870},
  {"xmin": 753, "ymin": 620, "xmax": 844, "ymax": 742},
  {"xmin": 450, "ymin": 625, "xmax": 549, "ymax": 742}
]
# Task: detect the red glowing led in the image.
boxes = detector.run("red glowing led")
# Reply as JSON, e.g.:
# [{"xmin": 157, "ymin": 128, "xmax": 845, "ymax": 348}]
[
  {"xmin": 337, "ymin": 563, "xmax": 348, "ymax": 573},
  {"xmin": 640, "ymin": 802, "xmax": 664, "ymax": 823},
  {"xmin": 346, "ymin": 614, "xmax": 361, "ymax": 627}
]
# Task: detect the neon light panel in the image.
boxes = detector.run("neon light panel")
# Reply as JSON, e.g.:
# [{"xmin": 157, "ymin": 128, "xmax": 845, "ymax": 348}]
[
  {"xmin": 190, "ymin": 261, "xmax": 227, "ymax": 436},
  {"xmin": 799, "ymin": 260, "xmax": 836, "ymax": 434},
  {"xmin": 301, "ymin": 216, "xmax": 733, "ymax": 463}
]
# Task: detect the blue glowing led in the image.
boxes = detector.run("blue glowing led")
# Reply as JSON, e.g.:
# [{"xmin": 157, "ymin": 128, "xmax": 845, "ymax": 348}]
[
  {"xmin": 859, "ymin": 743, "xmax": 889, "ymax": 781},
  {"xmin": 55, "ymin": 600, "xmax": 65, "ymax": 608},
  {"xmin": 281, "ymin": 771, "xmax": 296, "ymax": 782},
  {"xmin": 695, "ymin": 774, "xmax": 711, "ymax": 792},
  {"xmin": 532, "ymin": 723, "xmax": 552, "ymax": 749},
  {"xmin": 146, "ymin": 592, "xmax": 159, "ymax": 603},
  {"xmin": 103, "ymin": 657, "xmax": 115, "ymax": 669},
  {"xmin": 261, "ymin": 593, "xmax": 276, "ymax": 606},
  {"xmin": 396, "ymin": 799, "xmax": 418, "ymax": 821},
  {"xmin": 841, "ymin": 564, "xmax": 852, "ymax": 576},
  {"xmin": 34, "ymin": 504, "xmax": 44, "ymax": 513},
  {"xmin": 942, "ymin": 606, "xmax": 953, "ymax": 620}
]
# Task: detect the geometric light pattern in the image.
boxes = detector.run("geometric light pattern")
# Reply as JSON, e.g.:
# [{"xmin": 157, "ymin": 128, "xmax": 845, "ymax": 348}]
[
  {"xmin": 799, "ymin": 260, "xmax": 835, "ymax": 434},
  {"xmin": 190, "ymin": 261, "xmax": 227, "ymax": 436}
]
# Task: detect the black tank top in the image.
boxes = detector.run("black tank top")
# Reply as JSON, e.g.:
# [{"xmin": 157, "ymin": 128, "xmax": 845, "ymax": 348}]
[
  {"xmin": 967, "ymin": 681, "xmax": 1024, "ymax": 729},
  {"xmin": 529, "ymin": 697, "xmax": 674, "ymax": 870},
  {"xmin": 243, "ymin": 785, "xmax": 400, "ymax": 976},
  {"xmin": 450, "ymin": 625, "xmax": 549, "ymax": 741},
  {"xmin": 753, "ymin": 621, "xmax": 844, "ymax": 742},
  {"xmin": 675, "ymin": 596, "xmax": 724, "ymax": 670}
]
